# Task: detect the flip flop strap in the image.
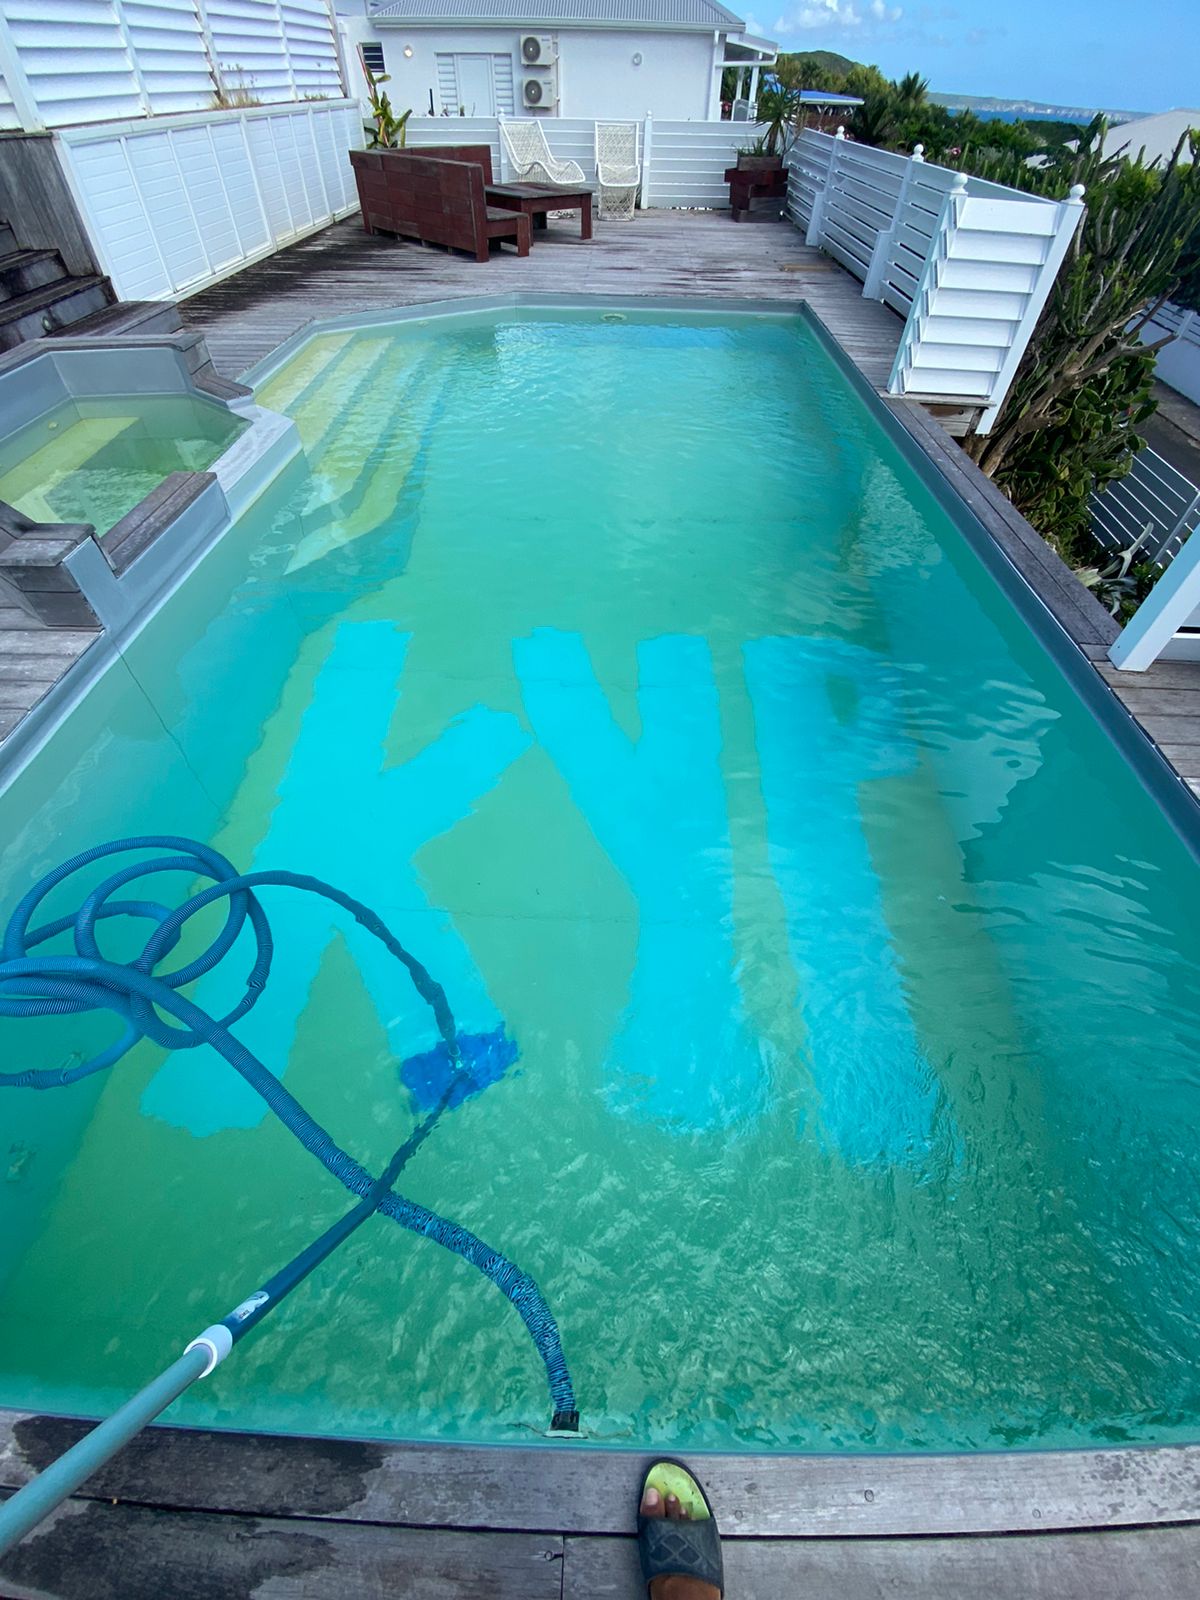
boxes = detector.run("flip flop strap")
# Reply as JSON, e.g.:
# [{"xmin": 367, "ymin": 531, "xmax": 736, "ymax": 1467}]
[{"xmin": 638, "ymin": 1514, "xmax": 723, "ymax": 1595}]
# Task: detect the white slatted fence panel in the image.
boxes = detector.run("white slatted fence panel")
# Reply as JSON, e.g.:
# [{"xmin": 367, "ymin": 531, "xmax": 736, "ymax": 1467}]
[
  {"xmin": 5, "ymin": 0, "xmax": 144, "ymax": 126},
  {"xmin": 61, "ymin": 135, "xmax": 174, "ymax": 298},
  {"xmin": 122, "ymin": 0, "xmax": 216, "ymax": 115},
  {"xmin": 205, "ymin": 0, "xmax": 293, "ymax": 101},
  {"xmin": 786, "ymin": 130, "xmax": 833, "ymax": 230},
  {"xmin": 646, "ymin": 119, "xmax": 766, "ymax": 208},
  {"xmin": 404, "ymin": 115, "xmax": 502, "ymax": 174},
  {"xmin": 279, "ymin": 0, "xmax": 342, "ymax": 99},
  {"xmin": 58, "ymin": 99, "xmax": 360, "ymax": 299}
]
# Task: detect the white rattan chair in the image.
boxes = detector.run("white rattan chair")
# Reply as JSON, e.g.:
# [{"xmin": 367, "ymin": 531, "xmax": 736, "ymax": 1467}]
[
  {"xmin": 498, "ymin": 115, "xmax": 586, "ymax": 185},
  {"xmin": 594, "ymin": 121, "xmax": 641, "ymax": 219}
]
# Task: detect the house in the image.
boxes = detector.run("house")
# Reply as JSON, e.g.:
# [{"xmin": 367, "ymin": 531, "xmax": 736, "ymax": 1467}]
[
  {"xmin": 1102, "ymin": 109, "xmax": 1200, "ymax": 166},
  {"xmin": 335, "ymin": 0, "xmax": 777, "ymax": 122}
]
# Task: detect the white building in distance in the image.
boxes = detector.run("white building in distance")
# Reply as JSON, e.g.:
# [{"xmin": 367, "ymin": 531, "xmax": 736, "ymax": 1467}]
[
  {"xmin": 1102, "ymin": 109, "xmax": 1200, "ymax": 166},
  {"xmin": 335, "ymin": 0, "xmax": 777, "ymax": 122}
]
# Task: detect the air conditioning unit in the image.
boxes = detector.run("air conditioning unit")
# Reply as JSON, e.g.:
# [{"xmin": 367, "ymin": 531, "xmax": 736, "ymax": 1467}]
[
  {"xmin": 523, "ymin": 72, "xmax": 556, "ymax": 109},
  {"xmin": 521, "ymin": 34, "xmax": 555, "ymax": 65}
]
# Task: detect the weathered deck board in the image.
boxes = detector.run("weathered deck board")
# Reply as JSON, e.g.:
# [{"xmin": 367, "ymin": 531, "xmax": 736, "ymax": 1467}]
[
  {"xmin": 0, "ymin": 1500, "xmax": 564, "ymax": 1600},
  {"xmin": 179, "ymin": 210, "xmax": 905, "ymax": 388},
  {"xmin": 3, "ymin": 1493, "xmax": 1198, "ymax": 1600},
  {"xmin": 564, "ymin": 1525, "xmax": 1200, "ymax": 1600},
  {"xmin": 5, "ymin": 1417, "xmax": 1200, "ymax": 1540}
]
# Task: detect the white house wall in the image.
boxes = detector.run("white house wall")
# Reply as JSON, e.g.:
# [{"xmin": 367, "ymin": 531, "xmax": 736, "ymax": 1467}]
[
  {"xmin": 1143, "ymin": 304, "xmax": 1200, "ymax": 408},
  {"xmin": 340, "ymin": 20, "xmax": 717, "ymax": 121}
]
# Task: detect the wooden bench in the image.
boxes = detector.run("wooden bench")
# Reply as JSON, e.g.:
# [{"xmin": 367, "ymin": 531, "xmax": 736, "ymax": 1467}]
[{"xmin": 350, "ymin": 149, "xmax": 529, "ymax": 263}]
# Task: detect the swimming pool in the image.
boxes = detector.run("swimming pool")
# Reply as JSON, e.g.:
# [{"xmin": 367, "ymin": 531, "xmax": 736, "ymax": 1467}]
[{"xmin": 2, "ymin": 303, "xmax": 1199, "ymax": 1453}]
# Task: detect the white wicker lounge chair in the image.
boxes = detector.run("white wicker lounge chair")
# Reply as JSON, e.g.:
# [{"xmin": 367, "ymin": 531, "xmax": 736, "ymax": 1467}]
[
  {"xmin": 498, "ymin": 115, "xmax": 586, "ymax": 185},
  {"xmin": 594, "ymin": 121, "xmax": 641, "ymax": 219}
]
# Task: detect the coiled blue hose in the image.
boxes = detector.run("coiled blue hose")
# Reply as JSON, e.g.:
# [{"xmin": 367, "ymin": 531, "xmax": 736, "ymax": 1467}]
[{"xmin": 0, "ymin": 837, "xmax": 578, "ymax": 1429}]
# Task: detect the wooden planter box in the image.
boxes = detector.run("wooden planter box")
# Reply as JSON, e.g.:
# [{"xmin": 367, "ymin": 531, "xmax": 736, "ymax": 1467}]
[{"xmin": 724, "ymin": 154, "xmax": 788, "ymax": 222}]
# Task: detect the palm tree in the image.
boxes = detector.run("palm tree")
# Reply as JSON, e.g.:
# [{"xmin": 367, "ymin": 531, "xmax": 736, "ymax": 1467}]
[{"xmin": 894, "ymin": 72, "xmax": 929, "ymax": 111}]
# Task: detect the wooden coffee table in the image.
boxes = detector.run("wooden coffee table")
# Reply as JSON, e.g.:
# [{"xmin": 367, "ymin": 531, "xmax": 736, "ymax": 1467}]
[{"xmin": 483, "ymin": 183, "xmax": 595, "ymax": 240}]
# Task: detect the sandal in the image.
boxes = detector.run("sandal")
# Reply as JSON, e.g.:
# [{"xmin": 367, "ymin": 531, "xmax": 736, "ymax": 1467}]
[{"xmin": 637, "ymin": 1459, "xmax": 724, "ymax": 1596}]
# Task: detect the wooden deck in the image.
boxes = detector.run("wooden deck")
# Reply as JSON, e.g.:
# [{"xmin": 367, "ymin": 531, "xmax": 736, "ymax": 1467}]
[
  {"xmin": 179, "ymin": 209, "xmax": 906, "ymax": 389},
  {"xmin": 4, "ymin": 1418, "xmax": 1200, "ymax": 1597}
]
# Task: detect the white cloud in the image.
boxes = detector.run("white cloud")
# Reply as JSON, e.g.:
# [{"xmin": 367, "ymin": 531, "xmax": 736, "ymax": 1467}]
[{"xmin": 773, "ymin": 0, "xmax": 902, "ymax": 31}]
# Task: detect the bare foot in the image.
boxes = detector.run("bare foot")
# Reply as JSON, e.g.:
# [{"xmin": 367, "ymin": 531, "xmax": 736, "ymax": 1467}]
[{"xmin": 640, "ymin": 1483, "xmax": 722, "ymax": 1600}]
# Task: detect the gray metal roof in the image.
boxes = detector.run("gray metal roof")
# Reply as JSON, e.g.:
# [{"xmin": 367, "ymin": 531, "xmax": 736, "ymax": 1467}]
[{"xmin": 369, "ymin": 0, "xmax": 747, "ymax": 29}]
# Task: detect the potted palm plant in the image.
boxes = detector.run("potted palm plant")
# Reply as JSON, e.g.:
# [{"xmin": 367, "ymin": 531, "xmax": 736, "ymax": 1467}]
[{"xmin": 734, "ymin": 83, "xmax": 799, "ymax": 176}]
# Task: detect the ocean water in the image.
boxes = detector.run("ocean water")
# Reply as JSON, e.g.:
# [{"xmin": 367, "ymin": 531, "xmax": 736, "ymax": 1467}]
[{"xmin": 1, "ymin": 308, "xmax": 1199, "ymax": 1452}]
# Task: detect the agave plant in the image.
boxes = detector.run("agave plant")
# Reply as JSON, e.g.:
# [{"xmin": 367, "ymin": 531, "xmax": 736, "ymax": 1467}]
[{"xmin": 1075, "ymin": 525, "xmax": 1153, "ymax": 616}]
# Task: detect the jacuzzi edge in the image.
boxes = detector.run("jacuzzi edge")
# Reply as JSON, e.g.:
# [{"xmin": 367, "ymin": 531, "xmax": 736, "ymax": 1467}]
[{"xmin": 0, "ymin": 399, "xmax": 301, "ymax": 794}]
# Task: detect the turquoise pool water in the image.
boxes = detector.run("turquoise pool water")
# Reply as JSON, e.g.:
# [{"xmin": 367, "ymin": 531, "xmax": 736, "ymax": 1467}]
[
  {"xmin": 0, "ymin": 394, "xmax": 245, "ymax": 537},
  {"xmin": 2, "ymin": 307, "xmax": 1199, "ymax": 1452}
]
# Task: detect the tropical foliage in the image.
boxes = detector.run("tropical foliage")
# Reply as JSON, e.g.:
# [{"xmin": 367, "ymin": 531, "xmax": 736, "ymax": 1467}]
[
  {"xmin": 956, "ymin": 121, "xmax": 1200, "ymax": 565},
  {"xmin": 812, "ymin": 65, "xmax": 1200, "ymax": 576},
  {"xmin": 362, "ymin": 65, "xmax": 412, "ymax": 150}
]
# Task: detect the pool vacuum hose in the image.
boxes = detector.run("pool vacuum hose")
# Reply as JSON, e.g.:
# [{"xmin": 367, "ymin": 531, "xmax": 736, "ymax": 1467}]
[{"xmin": 0, "ymin": 837, "xmax": 578, "ymax": 1557}]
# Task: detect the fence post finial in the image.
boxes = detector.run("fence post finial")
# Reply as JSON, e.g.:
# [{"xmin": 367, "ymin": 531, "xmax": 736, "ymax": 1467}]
[
  {"xmin": 835, "ymin": 124, "xmax": 845, "ymax": 139},
  {"xmin": 913, "ymin": 143, "xmax": 925, "ymax": 162},
  {"xmin": 950, "ymin": 171, "xmax": 968, "ymax": 194},
  {"xmin": 1068, "ymin": 182, "xmax": 1086, "ymax": 202}
]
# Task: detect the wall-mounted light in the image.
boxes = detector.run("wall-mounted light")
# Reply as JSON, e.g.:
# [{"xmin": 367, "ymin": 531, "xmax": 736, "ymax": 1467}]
[
  {"xmin": 631, "ymin": 51, "xmax": 643, "ymax": 66},
  {"xmin": 403, "ymin": 45, "xmax": 414, "ymax": 58}
]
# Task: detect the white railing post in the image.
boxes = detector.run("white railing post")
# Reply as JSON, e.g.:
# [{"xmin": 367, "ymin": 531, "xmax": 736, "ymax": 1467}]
[
  {"xmin": 806, "ymin": 123, "xmax": 843, "ymax": 247},
  {"xmin": 976, "ymin": 182, "xmax": 1085, "ymax": 433},
  {"xmin": 642, "ymin": 110, "xmax": 653, "ymax": 208},
  {"xmin": 863, "ymin": 142, "xmax": 922, "ymax": 302},
  {"xmin": 1110, "ymin": 502, "xmax": 1200, "ymax": 669},
  {"xmin": 887, "ymin": 170, "xmax": 967, "ymax": 394}
]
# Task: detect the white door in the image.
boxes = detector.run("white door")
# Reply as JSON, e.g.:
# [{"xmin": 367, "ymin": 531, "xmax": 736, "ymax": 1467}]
[{"xmin": 454, "ymin": 55, "xmax": 495, "ymax": 116}]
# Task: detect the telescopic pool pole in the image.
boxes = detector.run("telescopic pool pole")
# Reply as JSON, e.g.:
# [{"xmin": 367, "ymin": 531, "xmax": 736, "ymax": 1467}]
[{"xmin": 0, "ymin": 1141, "xmax": 408, "ymax": 1559}]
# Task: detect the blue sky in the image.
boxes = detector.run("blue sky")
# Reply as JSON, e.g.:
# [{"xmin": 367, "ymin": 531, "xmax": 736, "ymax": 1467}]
[{"xmin": 744, "ymin": 0, "xmax": 1199, "ymax": 114}]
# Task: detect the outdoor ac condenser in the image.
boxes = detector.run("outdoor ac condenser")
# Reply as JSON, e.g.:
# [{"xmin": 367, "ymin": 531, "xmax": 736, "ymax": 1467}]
[
  {"xmin": 521, "ymin": 35, "xmax": 556, "ymax": 64},
  {"xmin": 523, "ymin": 72, "xmax": 557, "ymax": 108}
]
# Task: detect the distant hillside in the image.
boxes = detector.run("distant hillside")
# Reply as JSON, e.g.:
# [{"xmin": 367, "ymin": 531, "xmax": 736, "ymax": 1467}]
[
  {"xmin": 777, "ymin": 50, "xmax": 860, "ymax": 78},
  {"xmin": 931, "ymin": 91, "xmax": 1145, "ymax": 123}
]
